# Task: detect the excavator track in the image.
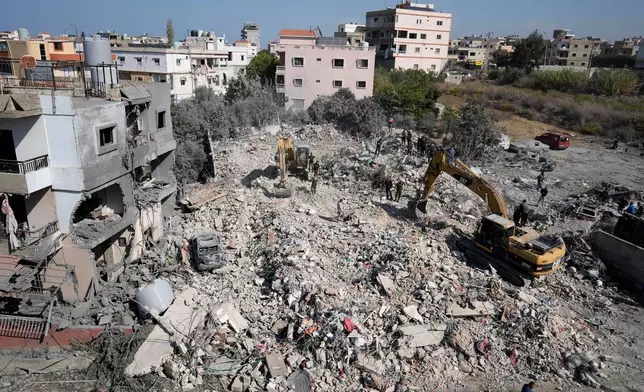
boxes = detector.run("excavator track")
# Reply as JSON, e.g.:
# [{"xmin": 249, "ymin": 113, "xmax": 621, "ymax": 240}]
[{"xmin": 456, "ymin": 238, "xmax": 532, "ymax": 287}]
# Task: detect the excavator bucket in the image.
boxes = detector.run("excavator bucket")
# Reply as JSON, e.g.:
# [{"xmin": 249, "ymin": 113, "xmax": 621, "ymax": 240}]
[
  {"xmin": 272, "ymin": 183, "xmax": 293, "ymax": 198},
  {"xmin": 408, "ymin": 199, "xmax": 429, "ymax": 220}
]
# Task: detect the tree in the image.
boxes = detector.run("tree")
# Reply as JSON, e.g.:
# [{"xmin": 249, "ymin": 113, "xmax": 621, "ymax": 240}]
[
  {"xmin": 509, "ymin": 30, "xmax": 546, "ymax": 73},
  {"xmin": 373, "ymin": 67, "xmax": 440, "ymax": 122},
  {"xmin": 447, "ymin": 104, "xmax": 502, "ymax": 161},
  {"xmin": 166, "ymin": 19, "xmax": 174, "ymax": 46},
  {"xmin": 591, "ymin": 54, "xmax": 636, "ymax": 68},
  {"xmin": 246, "ymin": 50, "xmax": 279, "ymax": 85}
]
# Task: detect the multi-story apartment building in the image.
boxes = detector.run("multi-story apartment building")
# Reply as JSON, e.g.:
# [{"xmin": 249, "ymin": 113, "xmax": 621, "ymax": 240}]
[
  {"xmin": 241, "ymin": 22, "xmax": 261, "ymax": 49},
  {"xmin": 334, "ymin": 23, "xmax": 366, "ymax": 46},
  {"xmin": 448, "ymin": 35, "xmax": 502, "ymax": 66},
  {"xmin": 545, "ymin": 29, "xmax": 604, "ymax": 67},
  {"xmin": 602, "ymin": 37, "xmax": 642, "ymax": 57},
  {"xmin": 0, "ymin": 37, "xmax": 176, "ymax": 312},
  {"xmin": 271, "ymin": 29, "xmax": 375, "ymax": 110},
  {"xmin": 365, "ymin": 1, "xmax": 452, "ymax": 72},
  {"xmin": 114, "ymin": 32, "xmax": 255, "ymax": 101}
]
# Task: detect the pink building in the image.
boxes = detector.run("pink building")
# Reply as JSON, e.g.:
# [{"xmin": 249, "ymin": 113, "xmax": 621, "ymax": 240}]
[
  {"xmin": 273, "ymin": 29, "xmax": 376, "ymax": 110},
  {"xmin": 366, "ymin": 1, "xmax": 452, "ymax": 73}
]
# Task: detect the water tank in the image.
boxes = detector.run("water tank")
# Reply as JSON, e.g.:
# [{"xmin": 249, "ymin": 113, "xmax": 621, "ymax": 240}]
[
  {"xmin": 18, "ymin": 28, "xmax": 29, "ymax": 41},
  {"xmin": 83, "ymin": 37, "xmax": 118, "ymax": 87},
  {"xmin": 361, "ymin": 41, "xmax": 370, "ymax": 50},
  {"xmin": 197, "ymin": 30, "xmax": 204, "ymax": 37}
]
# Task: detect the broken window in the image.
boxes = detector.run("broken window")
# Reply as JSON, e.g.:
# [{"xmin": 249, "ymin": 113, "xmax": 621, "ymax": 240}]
[
  {"xmin": 99, "ymin": 126, "xmax": 115, "ymax": 147},
  {"xmin": 157, "ymin": 111, "xmax": 166, "ymax": 130},
  {"xmin": 333, "ymin": 59, "xmax": 344, "ymax": 68}
]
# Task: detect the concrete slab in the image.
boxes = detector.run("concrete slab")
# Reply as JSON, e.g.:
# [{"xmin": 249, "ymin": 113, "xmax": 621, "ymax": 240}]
[
  {"xmin": 265, "ymin": 352, "xmax": 288, "ymax": 377},
  {"xmin": 447, "ymin": 301, "xmax": 496, "ymax": 317},
  {"xmin": 125, "ymin": 288, "xmax": 207, "ymax": 376},
  {"xmin": 399, "ymin": 324, "xmax": 445, "ymax": 348},
  {"xmin": 377, "ymin": 274, "xmax": 396, "ymax": 296},
  {"xmin": 214, "ymin": 303, "xmax": 249, "ymax": 333}
]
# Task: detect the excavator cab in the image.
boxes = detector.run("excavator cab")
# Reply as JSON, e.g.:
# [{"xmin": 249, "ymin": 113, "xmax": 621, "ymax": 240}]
[{"xmin": 475, "ymin": 214, "xmax": 515, "ymax": 256}]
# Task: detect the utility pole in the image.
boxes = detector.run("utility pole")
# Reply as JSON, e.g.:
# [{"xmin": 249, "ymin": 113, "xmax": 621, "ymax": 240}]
[{"xmin": 481, "ymin": 31, "xmax": 494, "ymax": 74}]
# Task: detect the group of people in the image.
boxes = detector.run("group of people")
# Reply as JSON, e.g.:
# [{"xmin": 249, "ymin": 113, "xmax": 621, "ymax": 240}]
[
  {"xmin": 309, "ymin": 153, "xmax": 321, "ymax": 195},
  {"xmin": 624, "ymin": 200, "xmax": 644, "ymax": 216},
  {"xmin": 384, "ymin": 178, "xmax": 405, "ymax": 202},
  {"xmin": 399, "ymin": 130, "xmax": 436, "ymax": 159}
]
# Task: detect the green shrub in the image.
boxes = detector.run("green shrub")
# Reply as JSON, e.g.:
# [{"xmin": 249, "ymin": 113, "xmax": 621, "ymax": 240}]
[
  {"xmin": 582, "ymin": 122, "xmax": 601, "ymax": 135},
  {"xmin": 498, "ymin": 68, "xmax": 526, "ymax": 85},
  {"xmin": 498, "ymin": 103, "xmax": 516, "ymax": 112},
  {"xmin": 531, "ymin": 69, "xmax": 588, "ymax": 94},
  {"xmin": 589, "ymin": 69, "xmax": 640, "ymax": 96}
]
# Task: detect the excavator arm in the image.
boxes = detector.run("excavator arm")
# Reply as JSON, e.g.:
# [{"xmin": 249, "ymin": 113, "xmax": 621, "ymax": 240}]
[{"xmin": 416, "ymin": 150, "xmax": 509, "ymax": 219}]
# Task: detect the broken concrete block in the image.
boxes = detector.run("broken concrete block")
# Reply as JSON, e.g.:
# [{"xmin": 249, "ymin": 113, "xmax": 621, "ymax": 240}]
[
  {"xmin": 98, "ymin": 314, "xmax": 113, "ymax": 326},
  {"xmin": 214, "ymin": 303, "xmax": 249, "ymax": 333},
  {"xmin": 265, "ymin": 352, "xmax": 288, "ymax": 378},
  {"xmin": 354, "ymin": 355, "xmax": 385, "ymax": 375},
  {"xmin": 377, "ymin": 274, "xmax": 396, "ymax": 296},
  {"xmin": 403, "ymin": 305, "xmax": 423, "ymax": 323},
  {"xmin": 399, "ymin": 325, "xmax": 445, "ymax": 348},
  {"xmin": 447, "ymin": 301, "xmax": 496, "ymax": 317},
  {"xmin": 231, "ymin": 376, "xmax": 243, "ymax": 392}
]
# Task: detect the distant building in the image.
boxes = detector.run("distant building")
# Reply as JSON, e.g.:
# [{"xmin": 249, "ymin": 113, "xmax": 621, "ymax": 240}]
[
  {"xmin": 636, "ymin": 45, "xmax": 644, "ymax": 68},
  {"xmin": 447, "ymin": 35, "xmax": 502, "ymax": 67},
  {"xmin": 271, "ymin": 29, "xmax": 375, "ymax": 110},
  {"xmin": 602, "ymin": 37, "xmax": 642, "ymax": 57},
  {"xmin": 545, "ymin": 29, "xmax": 604, "ymax": 67},
  {"xmin": 334, "ymin": 23, "xmax": 366, "ymax": 47},
  {"xmin": 241, "ymin": 22, "xmax": 260, "ymax": 49},
  {"xmin": 365, "ymin": 1, "xmax": 452, "ymax": 73}
]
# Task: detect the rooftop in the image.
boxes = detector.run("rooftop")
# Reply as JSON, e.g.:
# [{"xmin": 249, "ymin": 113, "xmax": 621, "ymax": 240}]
[{"xmin": 278, "ymin": 29, "xmax": 317, "ymax": 39}]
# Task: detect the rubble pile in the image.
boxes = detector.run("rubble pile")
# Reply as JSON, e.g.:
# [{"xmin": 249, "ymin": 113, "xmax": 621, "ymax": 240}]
[{"xmin": 99, "ymin": 127, "xmax": 636, "ymax": 392}]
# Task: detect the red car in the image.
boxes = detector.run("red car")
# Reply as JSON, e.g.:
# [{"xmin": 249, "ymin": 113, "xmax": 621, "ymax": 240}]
[{"xmin": 535, "ymin": 132, "xmax": 570, "ymax": 150}]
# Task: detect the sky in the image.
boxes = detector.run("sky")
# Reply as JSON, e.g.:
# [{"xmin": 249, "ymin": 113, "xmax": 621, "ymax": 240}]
[{"xmin": 1, "ymin": 0, "xmax": 642, "ymax": 47}]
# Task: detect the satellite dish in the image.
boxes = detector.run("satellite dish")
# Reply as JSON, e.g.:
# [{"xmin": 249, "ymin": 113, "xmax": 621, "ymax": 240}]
[{"xmin": 20, "ymin": 55, "xmax": 37, "ymax": 69}]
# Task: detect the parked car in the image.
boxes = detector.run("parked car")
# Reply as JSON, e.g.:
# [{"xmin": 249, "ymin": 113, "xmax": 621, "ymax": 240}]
[
  {"xmin": 191, "ymin": 232, "xmax": 226, "ymax": 271},
  {"xmin": 535, "ymin": 132, "xmax": 571, "ymax": 150}
]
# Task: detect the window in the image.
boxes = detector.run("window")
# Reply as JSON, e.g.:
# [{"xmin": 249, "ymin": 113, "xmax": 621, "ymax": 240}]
[
  {"xmin": 431, "ymin": 64, "xmax": 436, "ymax": 70},
  {"xmin": 398, "ymin": 30, "xmax": 408, "ymax": 39},
  {"xmin": 581, "ymin": 63, "xmax": 586, "ymax": 66},
  {"xmin": 99, "ymin": 126, "xmax": 115, "ymax": 147},
  {"xmin": 398, "ymin": 44, "xmax": 407, "ymax": 54},
  {"xmin": 333, "ymin": 80, "xmax": 343, "ymax": 88},
  {"xmin": 153, "ymin": 58, "xmax": 160, "ymax": 65},
  {"xmin": 570, "ymin": 62, "xmax": 575, "ymax": 65},
  {"xmin": 241, "ymin": 55, "xmax": 245, "ymax": 61},
  {"xmin": 373, "ymin": 17, "xmax": 379, "ymax": 22},
  {"xmin": 435, "ymin": 48, "xmax": 440, "ymax": 54},
  {"xmin": 409, "ymin": 33, "xmax": 418, "ymax": 39},
  {"xmin": 583, "ymin": 53, "xmax": 588, "ymax": 57},
  {"xmin": 276, "ymin": 75, "xmax": 284, "ymax": 85},
  {"xmin": 180, "ymin": 78, "xmax": 186, "ymax": 86},
  {"xmin": 228, "ymin": 52, "xmax": 233, "ymax": 61},
  {"xmin": 316, "ymin": 80, "xmax": 320, "ymax": 83},
  {"xmin": 413, "ymin": 64, "xmax": 419, "ymax": 70},
  {"xmin": 135, "ymin": 57, "xmax": 142, "ymax": 64},
  {"xmin": 157, "ymin": 111, "xmax": 166, "ymax": 129},
  {"xmin": 53, "ymin": 42, "xmax": 63, "ymax": 51},
  {"xmin": 207, "ymin": 77, "xmax": 212, "ymax": 85},
  {"xmin": 357, "ymin": 81, "xmax": 367, "ymax": 89},
  {"xmin": 437, "ymin": 20, "xmax": 443, "ymax": 26},
  {"xmin": 395, "ymin": 15, "xmax": 399, "ymax": 22},
  {"xmin": 118, "ymin": 56, "xmax": 125, "ymax": 63},
  {"xmin": 421, "ymin": 34, "xmax": 427, "ymax": 39},
  {"xmin": 293, "ymin": 78, "xmax": 303, "ymax": 87},
  {"xmin": 380, "ymin": 32, "xmax": 385, "ymax": 38},
  {"xmin": 136, "ymin": 77, "xmax": 144, "ymax": 81},
  {"xmin": 379, "ymin": 44, "xmax": 388, "ymax": 51},
  {"xmin": 118, "ymin": 237, "xmax": 127, "ymax": 247},
  {"xmin": 317, "ymin": 58, "xmax": 322, "ymax": 62},
  {"xmin": 584, "ymin": 45, "xmax": 589, "ymax": 49},
  {"xmin": 415, "ymin": 47, "xmax": 421, "ymax": 53},
  {"xmin": 333, "ymin": 58, "xmax": 345, "ymax": 68},
  {"xmin": 39, "ymin": 44, "xmax": 46, "ymax": 60},
  {"xmin": 574, "ymin": 44, "xmax": 578, "ymax": 48},
  {"xmin": 176, "ymin": 58, "xmax": 181, "ymax": 66},
  {"xmin": 437, "ymin": 34, "xmax": 442, "ymax": 40},
  {"xmin": 357, "ymin": 59, "xmax": 369, "ymax": 68},
  {"xmin": 572, "ymin": 53, "xmax": 577, "ymax": 57},
  {"xmin": 293, "ymin": 57, "xmax": 304, "ymax": 66}
]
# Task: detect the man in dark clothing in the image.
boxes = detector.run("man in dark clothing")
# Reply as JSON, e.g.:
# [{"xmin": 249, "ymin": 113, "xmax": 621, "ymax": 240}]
[
  {"xmin": 375, "ymin": 137, "xmax": 383, "ymax": 157},
  {"xmin": 417, "ymin": 136, "xmax": 424, "ymax": 156},
  {"xmin": 310, "ymin": 176, "xmax": 318, "ymax": 195},
  {"xmin": 521, "ymin": 381, "xmax": 536, "ymax": 392},
  {"xmin": 513, "ymin": 206, "xmax": 522, "ymax": 226},
  {"xmin": 385, "ymin": 178, "xmax": 394, "ymax": 200},
  {"xmin": 637, "ymin": 202, "xmax": 644, "ymax": 217},
  {"xmin": 407, "ymin": 138, "xmax": 413, "ymax": 155},
  {"xmin": 537, "ymin": 187, "xmax": 548, "ymax": 206},
  {"xmin": 612, "ymin": 137, "xmax": 619, "ymax": 149},
  {"xmin": 395, "ymin": 180, "xmax": 403, "ymax": 202},
  {"xmin": 312, "ymin": 161, "xmax": 320, "ymax": 176},
  {"xmin": 519, "ymin": 199, "xmax": 528, "ymax": 226},
  {"xmin": 536, "ymin": 172, "xmax": 545, "ymax": 191},
  {"xmin": 308, "ymin": 153, "xmax": 315, "ymax": 169}
]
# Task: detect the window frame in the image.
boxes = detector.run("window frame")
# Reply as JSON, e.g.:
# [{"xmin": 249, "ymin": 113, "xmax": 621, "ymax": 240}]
[
  {"xmin": 156, "ymin": 110, "xmax": 167, "ymax": 130},
  {"xmin": 292, "ymin": 57, "xmax": 304, "ymax": 67},
  {"xmin": 333, "ymin": 58, "xmax": 345, "ymax": 68},
  {"xmin": 356, "ymin": 80, "xmax": 367, "ymax": 89},
  {"xmin": 332, "ymin": 80, "xmax": 343, "ymax": 88},
  {"xmin": 357, "ymin": 59, "xmax": 369, "ymax": 68},
  {"xmin": 96, "ymin": 123, "xmax": 118, "ymax": 155},
  {"xmin": 293, "ymin": 78, "xmax": 303, "ymax": 87}
]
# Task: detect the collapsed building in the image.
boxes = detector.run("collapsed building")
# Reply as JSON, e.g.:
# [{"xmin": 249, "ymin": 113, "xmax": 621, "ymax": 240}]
[{"xmin": 0, "ymin": 37, "xmax": 176, "ymax": 338}]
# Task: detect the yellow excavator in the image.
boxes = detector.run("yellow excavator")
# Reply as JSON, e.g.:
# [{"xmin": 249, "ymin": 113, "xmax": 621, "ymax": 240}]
[
  {"xmin": 410, "ymin": 149, "xmax": 566, "ymax": 285},
  {"xmin": 274, "ymin": 136, "xmax": 311, "ymax": 197}
]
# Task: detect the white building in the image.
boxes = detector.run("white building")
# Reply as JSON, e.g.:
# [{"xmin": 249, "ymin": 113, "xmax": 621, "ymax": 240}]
[{"xmin": 365, "ymin": 1, "xmax": 452, "ymax": 72}]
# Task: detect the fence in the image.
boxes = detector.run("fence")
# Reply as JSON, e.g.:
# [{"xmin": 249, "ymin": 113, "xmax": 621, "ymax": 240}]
[{"xmin": 0, "ymin": 155, "xmax": 49, "ymax": 174}]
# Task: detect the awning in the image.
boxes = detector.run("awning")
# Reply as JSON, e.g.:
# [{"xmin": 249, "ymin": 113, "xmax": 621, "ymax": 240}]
[{"xmin": 120, "ymin": 85, "xmax": 151, "ymax": 105}]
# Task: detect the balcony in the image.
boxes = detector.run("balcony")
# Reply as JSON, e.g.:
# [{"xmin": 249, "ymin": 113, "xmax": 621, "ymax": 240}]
[
  {"xmin": 276, "ymin": 66, "xmax": 285, "ymax": 75},
  {"xmin": 0, "ymin": 156, "xmax": 51, "ymax": 195},
  {"xmin": 0, "ymin": 220, "xmax": 60, "ymax": 261}
]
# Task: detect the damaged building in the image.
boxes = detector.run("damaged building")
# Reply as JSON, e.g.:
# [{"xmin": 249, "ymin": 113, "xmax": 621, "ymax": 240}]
[{"xmin": 0, "ymin": 37, "xmax": 176, "ymax": 336}]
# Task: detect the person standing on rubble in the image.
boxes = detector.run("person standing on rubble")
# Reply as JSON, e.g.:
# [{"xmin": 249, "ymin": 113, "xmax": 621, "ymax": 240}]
[
  {"xmin": 375, "ymin": 136, "xmax": 384, "ymax": 157},
  {"xmin": 308, "ymin": 153, "xmax": 315, "ymax": 169},
  {"xmin": 312, "ymin": 161, "xmax": 320, "ymax": 177},
  {"xmin": 521, "ymin": 381, "xmax": 536, "ymax": 392},
  {"xmin": 517, "ymin": 199, "xmax": 528, "ymax": 226},
  {"xmin": 407, "ymin": 133, "xmax": 413, "ymax": 155},
  {"xmin": 612, "ymin": 136, "xmax": 619, "ymax": 150},
  {"xmin": 537, "ymin": 187, "xmax": 548, "ymax": 207},
  {"xmin": 385, "ymin": 178, "xmax": 394, "ymax": 200},
  {"xmin": 626, "ymin": 201, "xmax": 637, "ymax": 214},
  {"xmin": 310, "ymin": 176, "xmax": 318, "ymax": 195},
  {"xmin": 536, "ymin": 171, "xmax": 545, "ymax": 191},
  {"xmin": 395, "ymin": 180, "xmax": 404, "ymax": 202}
]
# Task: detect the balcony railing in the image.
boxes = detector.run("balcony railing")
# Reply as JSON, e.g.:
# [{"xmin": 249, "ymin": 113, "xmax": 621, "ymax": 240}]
[
  {"xmin": 0, "ymin": 155, "xmax": 49, "ymax": 175},
  {"xmin": 0, "ymin": 220, "xmax": 60, "ymax": 252},
  {"xmin": 276, "ymin": 66, "xmax": 285, "ymax": 71}
]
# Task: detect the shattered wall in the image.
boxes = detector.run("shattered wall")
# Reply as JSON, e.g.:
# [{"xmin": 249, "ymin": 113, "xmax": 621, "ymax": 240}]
[
  {"xmin": 593, "ymin": 230, "xmax": 644, "ymax": 287},
  {"xmin": 48, "ymin": 236, "xmax": 95, "ymax": 302},
  {"xmin": 0, "ymin": 115, "xmax": 48, "ymax": 162},
  {"xmin": 130, "ymin": 203, "xmax": 163, "ymax": 262},
  {"xmin": 24, "ymin": 188, "xmax": 58, "ymax": 231}
]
